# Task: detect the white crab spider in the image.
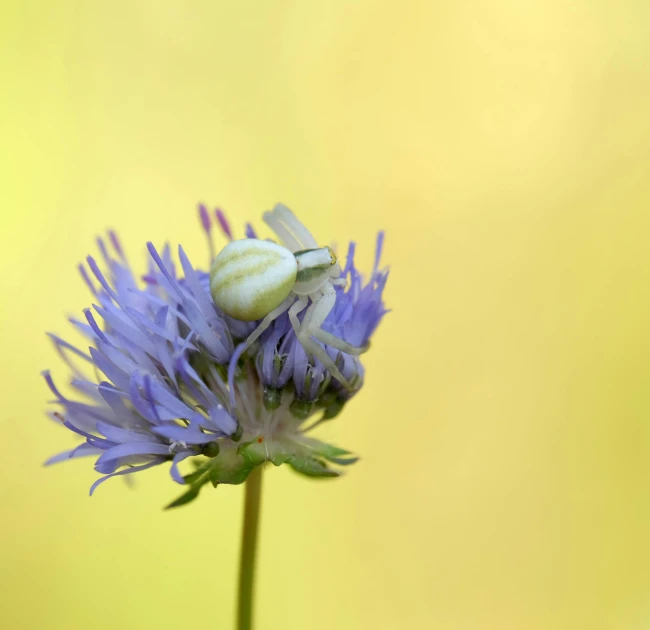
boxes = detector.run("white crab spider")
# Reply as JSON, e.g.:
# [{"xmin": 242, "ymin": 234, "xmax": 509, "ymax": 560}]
[{"xmin": 209, "ymin": 203, "xmax": 365, "ymax": 391}]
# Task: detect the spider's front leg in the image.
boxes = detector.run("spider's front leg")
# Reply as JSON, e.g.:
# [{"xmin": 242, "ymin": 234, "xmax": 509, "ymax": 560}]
[
  {"xmin": 305, "ymin": 283, "xmax": 368, "ymax": 356},
  {"xmin": 263, "ymin": 203, "xmax": 318, "ymax": 253},
  {"xmin": 288, "ymin": 295, "xmax": 309, "ymax": 337},
  {"xmin": 240, "ymin": 295, "xmax": 296, "ymax": 354},
  {"xmin": 296, "ymin": 284, "xmax": 364, "ymax": 391}
]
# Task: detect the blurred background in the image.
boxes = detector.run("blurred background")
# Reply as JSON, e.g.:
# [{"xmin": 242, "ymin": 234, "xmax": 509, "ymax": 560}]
[{"xmin": 2, "ymin": 1, "xmax": 650, "ymax": 628}]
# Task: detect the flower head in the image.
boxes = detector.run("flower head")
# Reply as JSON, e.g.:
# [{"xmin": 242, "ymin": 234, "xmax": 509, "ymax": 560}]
[{"xmin": 44, "ymin": 204, "xmax": 388, "ymax": 507}]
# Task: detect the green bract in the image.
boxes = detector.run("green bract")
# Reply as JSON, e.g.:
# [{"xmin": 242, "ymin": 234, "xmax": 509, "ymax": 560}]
[{"xmin": 167, "ymin": 435, "xmax": 358, "ymax": 508}]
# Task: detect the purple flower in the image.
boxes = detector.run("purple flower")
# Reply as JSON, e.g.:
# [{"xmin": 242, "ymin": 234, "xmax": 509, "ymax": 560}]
[{"xmin": 44, "ymin": 205, "xmax": 388, "ymax": 507}]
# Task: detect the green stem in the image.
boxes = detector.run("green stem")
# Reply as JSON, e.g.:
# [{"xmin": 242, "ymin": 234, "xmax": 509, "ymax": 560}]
[{"xmin": 237, "ymin": 465, "xmax": 263, "ymax": 630}]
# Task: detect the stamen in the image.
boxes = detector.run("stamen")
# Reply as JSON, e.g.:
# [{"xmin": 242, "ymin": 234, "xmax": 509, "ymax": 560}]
[
  {"xmin": 245, "ymin": 222, "xmax": 257, "ymax": 239},
  {"xmin": 78, "ymin": 263, "xmax": 98, "ymax": 296},
  {"xmin": 372, "ymin": 231, "xmax": 385, "ymax": 278},
  {"xmin": 198, "ymin": 203, "xmax": 215, "ymax": 261},
  {"xmin": 215, "ymin": 207, "xmax": 233, "ymax": 240},
  {"xmin": 343, "ymin": 242, "xmax": 356, "ymax": 276},
  {"xmin": 96, "ymin": 237, "xmax": 112, "ymax": 269},
  {"xmin": 108, "ymin": 230, "xmax": 126, "ymax": 261}
]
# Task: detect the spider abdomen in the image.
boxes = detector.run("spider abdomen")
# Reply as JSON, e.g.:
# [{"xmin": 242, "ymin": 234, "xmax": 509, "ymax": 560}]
[{"xmin": 210, "ymin": 239, "xmax": 297, "ymax": 321}]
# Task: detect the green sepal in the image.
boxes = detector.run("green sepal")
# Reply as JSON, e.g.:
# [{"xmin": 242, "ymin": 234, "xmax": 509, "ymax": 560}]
[
  {"xmin": 237, "ymin": 438, "xmax": 299, "ymax": 468},
  {"xmin": 315, "ymin": 389, "xmax": 338, "ymax": 408},
  {"xmin": 269, "ymin": 450, "xmax": 292, "ymax": 467},
  {"xmin": 263, "ymin": 387, "xmax": 282, "ymax": 411},
  {"xmin": 166, "ymin": 449, "xmax": 257, "ymax": 509},
  {"xmin": 230, "ymin": 423, "xmax": 244, "ymax": 442},
  {"xmin": 289, "ymin": 399, "xmax": 313, "ymax": 420},
  {"xmin": 321, "ymin": 454, "xmax": 359, "ymax": 466},
  {"xmin": 166, "ymin": 460, "xmax": 214, "ymax": 509},
  {"xmin": 297, "ymin": 436, "xmax": 359, "ymax": 466},
  {"xmin": 211, "ymin": 449, "xmax": 256, "ymax": 485},
  {"xmin": 183, "ymin": 459, "xmax": 214, "ymax": 484},
  {"xmin": 166, "ymin": 484, "xmax": 205, "ymax": 509},
  {"xmin": 166, "ymin": 432, "xmax": 357, "ymax": 507},
  {"xmin": 202, "ymin": 441, "xmax": 220, "ymax": 458},
  {"xmin": 322, "ymin": 398, "xmax": 346, "ymax": 421},
  {"xmin": 237, "ymin": 440, "xmax": 266, "ymax": 466},
  {"xmin": 287, "ymin": 455, "xmax": 339, "ymax": 478}
]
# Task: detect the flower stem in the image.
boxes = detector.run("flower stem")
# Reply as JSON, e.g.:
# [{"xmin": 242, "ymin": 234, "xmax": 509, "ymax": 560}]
[{"xmin": 237, "ymin": 465, "xmax": 263, "ymax": 630}]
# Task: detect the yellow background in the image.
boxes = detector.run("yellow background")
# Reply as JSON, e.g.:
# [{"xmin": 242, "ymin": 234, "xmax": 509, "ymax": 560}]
[{"xmin": 2, "ymin": 2, "xmax": 650, "ymax": 629}]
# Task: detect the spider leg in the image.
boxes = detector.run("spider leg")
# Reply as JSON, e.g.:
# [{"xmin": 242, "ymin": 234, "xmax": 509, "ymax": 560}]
[
  {"xmin": 262, "ymin": 211, "xmax": 301, "ymax": 252},
  {"xmin": 296, "ymin": 288, "xmax": 354, "ymax": 391},
  {"xmin": 263, "ymin": 203, "xmax": 319, "ymax": 252},
  {"xmin": 311, "ymin": 329, "xmax": 368, "ymax": 356},
  {"xmin": 288, "ymin": 296, "xmax": 309, "ymax": 337},
  {"xmin": 240, "ymin": 295, "xmax": 296, "ymax": 354},
  {"xmin": 299, "ymin": 333, "xmax": 353, "ymax": 391},
  {"xmin": 272, "ymin": 204, "xmax": 319, "ymax": 249},
  {"xmin": 304, "ymin": 283, "xmax": 367, "ymax": 355}
]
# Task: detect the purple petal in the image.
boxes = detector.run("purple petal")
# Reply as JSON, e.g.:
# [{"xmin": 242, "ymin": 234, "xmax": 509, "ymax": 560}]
[
  {"xmin": 96, "ymin": 442, "xmax": 171, "ymax": 465},
  {"xmin": 42, "ymin": 370, "xmax": 67, "ymax": 402},
  {"xmin": 146, "ymin": 242, "xmax": 183, "ymax": 298},
  {"xmin": 96, "ymin": 421, "xmax": 159, "ymax": 444},
  {"xmin": 78, "ymin": 263, "xmax": 98, "ymax": 296},
  {"xmin": 89, "ymin": 460, "xmax": 162, "ymax": 496},
  {"xmin": 86, "ymin": 256, "xmax": 119, "ymax": 302},
  {"xmin": 83, "ymin": 308, "xmax": 110, "ymax": 344},
  {"xmin": 170, "ymin": 450, "xmax": 195, "ymax": 484},
  {"xmin": 152, "ymin": 424, "xmax": 219, "ymax": 444},
  {"xmin": 372, "ymin": 231, "xmax": 385, "ymax": 278},
  {"xmin": 44, "ymin": 443, "xmax": 102, "ymax": 465}
]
